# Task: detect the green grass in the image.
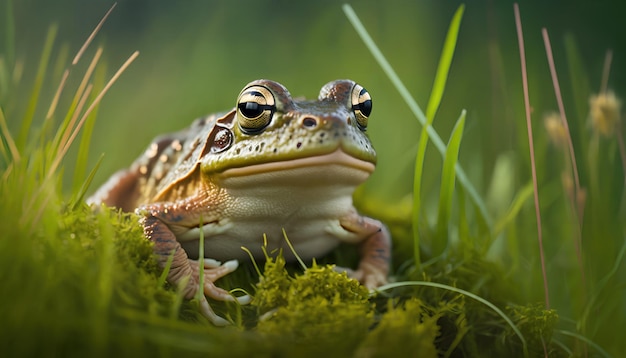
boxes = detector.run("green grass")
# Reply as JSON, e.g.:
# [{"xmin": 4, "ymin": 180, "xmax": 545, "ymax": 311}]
[{"xmin": 2, "ymin": 2, "xmax": 625, "ymax": 357}]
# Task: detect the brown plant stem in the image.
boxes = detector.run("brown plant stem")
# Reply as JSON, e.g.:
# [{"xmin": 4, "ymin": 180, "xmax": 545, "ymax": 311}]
[
  {"xmin": 542, "ymin": 29, "xmax": 585, "ymax": 225},
  {"xmin": 514, "ymin": 3, "xmax": 550, "ymax": 310}
]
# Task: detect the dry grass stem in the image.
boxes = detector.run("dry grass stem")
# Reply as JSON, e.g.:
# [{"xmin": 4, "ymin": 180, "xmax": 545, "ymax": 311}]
[
  {"xmin": 514, "ymin": 3, "xmax": 550, "ymax": 310},
  {"xmin": 51, "ymin": 50, "xmax": 139, "ymax": 178},
  {"xmin": 56, "ymin": 47, "xmax": 103, "ymax": 152},
  {"xmin": 542, "ymin": 29, "xmax": 586, "ymax": 225},
  {"xmin": 601, "ymin": 49, "xmax": 613, "ymax": 95},
  {"xmin": 72, "ymin": 2, "xmax": 117, "ymax": 65},
  {"xmin": 45, "ymin": 69, "xmax": 70, "ymax": 120}
]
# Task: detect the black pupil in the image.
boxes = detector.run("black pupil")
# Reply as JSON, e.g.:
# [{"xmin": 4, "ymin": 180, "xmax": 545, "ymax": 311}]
[
  {"xmin": 239, "ymin": 101, "xmax": 263, "ymax": 118},
  {"xmin": 359, "ymin": 99, "xmax": 372, "ymax": 117}
]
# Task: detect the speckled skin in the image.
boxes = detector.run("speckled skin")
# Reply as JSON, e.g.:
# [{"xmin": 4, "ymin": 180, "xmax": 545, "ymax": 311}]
[{"xmin": 88, "ymin": 79, "xmax": 391, "ymax": 325}]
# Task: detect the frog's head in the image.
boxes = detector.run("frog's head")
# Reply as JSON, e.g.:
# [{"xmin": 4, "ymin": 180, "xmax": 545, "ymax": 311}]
[{"xmin": 201, "ymin": 79, "xmax": 377, "ymax": 185}]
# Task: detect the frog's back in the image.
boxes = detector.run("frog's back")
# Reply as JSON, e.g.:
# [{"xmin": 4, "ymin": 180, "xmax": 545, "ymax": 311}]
[{"xmin": 88, "ymin": 114, "xmax": 225, "ymax": 211}]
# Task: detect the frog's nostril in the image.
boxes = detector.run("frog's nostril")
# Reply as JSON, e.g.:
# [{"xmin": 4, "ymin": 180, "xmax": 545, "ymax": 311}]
[{"xmin": 301, "ymin": 116, "xmax": 318, "ymax": 128}]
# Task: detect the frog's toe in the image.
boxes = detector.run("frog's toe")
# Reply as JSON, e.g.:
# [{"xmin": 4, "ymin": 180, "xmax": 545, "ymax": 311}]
[
  {"xmin": 334, "ymin": 266, "xmax": 362, "ymax": 281},
  {"xmin": 201, "ymin": 258, "xmax": 222, "ymax": 268},
  {"xmin": 197, "ymin": 293, "xmax": 250, "ymax": 325},
  {"xmin": 189, "ymin": 259, "xmax": 239, "ymax": 281},
  {"xmin": 358, "ymin": 266, "xmax": 388, "ymax": 290},
  {"xmin": 199, "ymin": 296, "xmax": 231, "ymax": 326},
  {"xmin": 188, "ymin": 258, "xmax": 221, "ymax": 269},
  {"xmin": 235, "ymin": 294, "xmax": 252, "ymax": 305},
  {"xmin": 189, "ymin": 259, "xmax": 244, "ymax": 304},
  {"xmin": 362, "ymin": 272, "xmax": 387, "ymax": 290},
  {"xmin": 202, "ymin": 281, "xmax": 236, "ymax": 302},
  {"xmin": 202, "ymin": 282, "xmax": 250, "ymax": 306},
  {"xmin": 335, "ymin": 264, "xmax": 387, "ymax": 290},
  {"xmin": 206, "ymin": 259, "xmax": 238, "ymax": 281}
]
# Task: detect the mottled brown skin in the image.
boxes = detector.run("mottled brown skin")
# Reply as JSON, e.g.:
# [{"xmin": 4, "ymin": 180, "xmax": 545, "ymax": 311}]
[{"xmin": 89, "ymin": 79, "xmax": 391, "ymax": 325}]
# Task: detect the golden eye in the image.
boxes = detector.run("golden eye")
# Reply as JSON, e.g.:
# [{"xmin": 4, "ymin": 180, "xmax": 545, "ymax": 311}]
[
  {"xmin": 236, "ymin": 85, "xmax": 275, "ymax": 133},
  {"xmin": 351, "ymin": 84, "xmax": 372, "ymax": 130}
]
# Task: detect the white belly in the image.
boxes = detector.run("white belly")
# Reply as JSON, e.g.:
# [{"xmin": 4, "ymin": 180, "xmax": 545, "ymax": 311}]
[{"xmin": 179, "ymin": 159, "xmax": 372, "ymax": 262}]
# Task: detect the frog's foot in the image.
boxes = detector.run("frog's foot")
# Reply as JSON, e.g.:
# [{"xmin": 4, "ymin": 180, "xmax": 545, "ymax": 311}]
[
  {"xmin": 335, "ymin": 263, "xmax": 388, "ymax": 290},
  {"xmin": 182, "ymin": 258, "xmax": 251, "ymax": 325},
  {"xmin": 188, "ymin": 259, "xmax": 251, "ymax": 304},
  {"xmin": 141, "ymin": 214, "xmax": 249, "ymax": 325},
  {"xmin": 169, "ymin": 257, "xmax": 247, "ymax": 325},
  {"xmin": 337, "ymin": 212, "xmax": 392, "ymax": 290}
]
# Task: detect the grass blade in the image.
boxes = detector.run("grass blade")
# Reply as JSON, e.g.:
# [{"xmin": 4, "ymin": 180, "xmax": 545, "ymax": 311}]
[
  {"xmin": 47, "ymin": 50, "xmax": 139, "ymax": 180},
  {"xmin": 17, "ymin": 24, "xmax": 57, "ymax": 150},
  {"xmin": 434, "ymin": 110, "xmax": 466, "ymax": 256},
  {"xmin": 425, "ymin": 5, "xmax": 464, "ymax": 121},
  {"xmin": 563, "ymin": 35, "xmax": 591, "ymax": 131},
  {"xmin": 555, "ymin": 330, "xmax": 611, "ymax": 358},
  {"xmin": 412, "ymin": 4, "xmax": 465, "ymax": 270},
  {"xmin": 73, "ymin": 63, "xmax": 106, "ymax": 193},
  {"xmin": 492, "ymin": 182, "xmax": 533, "ymax": 238},
  {"xmin": 456, "ymin": 182, "xmax": 468, "ymax": 243},
  {"xmin": 51, "ymin": 47, "xmax": 103, "ymax": 161},
  {"xmin": 0, "ymin": 105, "xmax": 19, "ymax": 163},
  {"xmin": 378, "ymin": 280, "xmax": 529, "ymax": 357},
  {"xmin": 70, "ymin": 153, "xmax": 104, "ymax": 210},
  {"xmin": 580, "ymin": 237, "xmax": 626, "ymax": 336},
  {"xmin": 73, "ymin": 3, "xmax": 117, "ymax": 65},
  {"xmin": 542, "ymin": 29, "xmax": 583, "ymax": 222},
  {"xmin": 342, "ymin": 4, "xmax": 492, "ymax": 230}
]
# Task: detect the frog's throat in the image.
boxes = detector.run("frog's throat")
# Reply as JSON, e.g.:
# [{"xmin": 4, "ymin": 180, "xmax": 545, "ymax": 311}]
[{"xmin": 215, "ymin": 149, "xmax": 374, "ymax": 178}]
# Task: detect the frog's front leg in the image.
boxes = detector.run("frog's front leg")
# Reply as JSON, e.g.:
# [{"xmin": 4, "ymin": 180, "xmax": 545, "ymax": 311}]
[
  {"xmin": 139, "ymin": 203, "xmax": 243, "ymax": 326},
  {"xmin": 338, "ymin": 211, "xmax": 391, "ymax": 289}
]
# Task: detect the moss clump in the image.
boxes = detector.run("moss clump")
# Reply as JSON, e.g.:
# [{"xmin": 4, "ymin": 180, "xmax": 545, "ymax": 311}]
[
  {"xmin": 252, "ymin": 251, "xmax": 468, "ymax": 357},
  {"xmin": 356, "ymin": 298, "xmax": 439, "ymax": 358},
  {"xmin": 253, "ymin": 255, "xmax": 372, "ymax": 357},
  {"xmin": 250, "ymin": 251, "xmax": 292, "ymax": 315},
  {"xmin": 0, "ymin": 199, "xmax": 185, "ymax": 357},
  {"xmin": 507, "ymin": 303, "xmax": 559, "ymax": 355}
]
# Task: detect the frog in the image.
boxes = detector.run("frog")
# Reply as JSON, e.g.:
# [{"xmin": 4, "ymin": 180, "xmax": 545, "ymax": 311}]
[{"xmin": 88, "ymin": 79, "xmax": 391, "ymax": 325}]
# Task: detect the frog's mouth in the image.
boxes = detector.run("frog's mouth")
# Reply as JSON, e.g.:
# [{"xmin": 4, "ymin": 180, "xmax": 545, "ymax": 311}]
[{"xmin": 218, "ymin": 149, "xmax": 374, "ymax": 178}]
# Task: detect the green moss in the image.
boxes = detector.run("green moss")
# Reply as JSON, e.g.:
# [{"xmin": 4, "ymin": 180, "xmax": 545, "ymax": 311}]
[
  {"xmin": 1, "ymin": 199, "xmax": 176, "ymax": 356},
  {"xmin": 253, "ymin": 256, "xmax": 373, "ymax": 356},
  {"xmin": 357, "ymin": 298, "xmax": 439, "ymax": 358},
  {"xmin": 250, "ymin": 251, "xmax": 292, "ymax": 315},
  {"xmin": 507, "ymin": 303, "xmax": 559, "ymax": 355}
]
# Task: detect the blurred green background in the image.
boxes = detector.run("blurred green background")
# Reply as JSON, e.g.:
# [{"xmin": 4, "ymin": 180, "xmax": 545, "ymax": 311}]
[{"xmin": 2, "ymin": 0, "xmax": 626, "ymax": 354}]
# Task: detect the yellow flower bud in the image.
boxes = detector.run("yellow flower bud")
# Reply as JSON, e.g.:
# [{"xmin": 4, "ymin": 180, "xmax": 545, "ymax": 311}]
[
  {"xmin": 589, "ymin": 91, "xmax": 621, "ymax": 137},
  {"xmin": 544, "ymin": 112, "xmax": 568, "ymax": 148}
]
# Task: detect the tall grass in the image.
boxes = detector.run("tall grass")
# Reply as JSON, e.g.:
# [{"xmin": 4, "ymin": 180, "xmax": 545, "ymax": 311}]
[{"xmin": 346, "ymin": 2, "xmax": 624, "ymax": 356}]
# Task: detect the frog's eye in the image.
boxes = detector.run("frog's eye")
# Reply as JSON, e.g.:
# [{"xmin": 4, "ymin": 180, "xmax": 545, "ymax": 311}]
[
  {"xmin": 351, "ymin": 84, "xmax": 372, "ymax": 130},
  {"xmin": 237, "ymin": 85, "xmax": 275, "ymax": 133}
]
